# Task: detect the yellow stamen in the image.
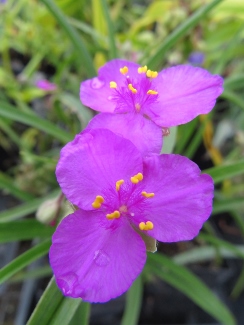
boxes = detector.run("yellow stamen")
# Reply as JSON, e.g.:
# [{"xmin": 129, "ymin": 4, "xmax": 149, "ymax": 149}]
[
  {"xmin": 120, "ymin": 66, "xmax": 128, "ymax": 75},
  {"xmin": 116, "ymin": 179, "xmax": 124, "ymax": 191},
  {"xmin": 139, "ymin": 221, "xmax": 154, "ymax": 231},
  {"xmin": 110, "ymin": 81, "xmax": 117, "ymax": 89},
  {"xmin": 146, "ymin": 70, "xmax": 158, "ymax": 78},
  {"xmin": 142, "ymin": 191, "xmax": 155, "ymax": 198},
  {"xmin": 128, "ymin": 83, "xmax": 137, "ymax": 94},
  {"xmin": 131, "ymin": 173, "xmax": 143, "ymax": 184},
  {"xmin": 138, "ymin": 66, "xmax": 147, "ymax": 74},
  {"xmin": 106, "ymin": 210, "xmax": 120, "ymax": 220},
  {"xmin": 147, "ymin": 90, "xmax": 158, "ymax": 95},
  {"xmin": 92, "ymin": 195, "xmax": 104, "ymax": 209}
]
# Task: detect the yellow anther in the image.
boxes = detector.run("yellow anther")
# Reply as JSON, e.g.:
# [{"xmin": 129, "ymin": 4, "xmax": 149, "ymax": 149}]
[
  {"xmin": 139, "ymin": 221, "xmax": 154, "ymax": 231},
  {"xmin": 138, "ymin": 65, "xmax": 147, "ymax": 74},
  {"xmin": 106, "ymin": 210, "xmax": 120, "ymax": 220},
  {"xmin": 131, "ymin": 173, "xmax": 143, "ymax": 184},
  {"xmin": 120, "ymin": 66, "xmax": 128, "ymax": 75},
  {"xmin": 147, "ymin": 90, "xmax": 158, "ymax": 95},
  {"xmin": 136, "ymin": 173, "xmax": 143, "ymax": 180},
  {"xmin": 142, "ymin": 191, "xmax": 155, "ymax": 198},
  {"xmin": 128, "ymin": 83, "xmax": 137, "ymax": 94},
  {"xmin": 92, "ymin": 195, "xmax": 104, "ymax": 209},
  {"xmin": 152, "ymin": 71, "xmax": 158, "ymax": 78},
  {"xmin": 116, "ymin": 179, "xmax": 124, "ymax": 191},
  {"xmin": 146, "ymin": 70, "xmax": 158, "ymax": 78},
  {"xmin": 110, "ymin": 81, "xmax": 117, "ymax": 89}
]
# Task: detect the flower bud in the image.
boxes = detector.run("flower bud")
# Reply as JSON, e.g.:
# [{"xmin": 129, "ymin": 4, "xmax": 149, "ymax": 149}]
[{"xmin": 36, "ymin": 196, "xmax": 61, "ymax": 225}]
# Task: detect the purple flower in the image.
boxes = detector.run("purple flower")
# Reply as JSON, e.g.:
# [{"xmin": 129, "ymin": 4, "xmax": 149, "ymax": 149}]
[
  {"xmin": 86, "ymin": 112, "xmax": 163, "ymax": 156},
  {"xmin": 35, "ymin": 79, "xmax": 57, "ymax": 91},
  {"xmin": 80, "ymin": 59, "xmax": 223, "ymax": 128},
  {"xmin": 50, "ymin": 129, "xmax": 214, "ymax": 303},
  {"xmin": 188, "ymin": 52, "xmax": 205, "ymax": 66}
]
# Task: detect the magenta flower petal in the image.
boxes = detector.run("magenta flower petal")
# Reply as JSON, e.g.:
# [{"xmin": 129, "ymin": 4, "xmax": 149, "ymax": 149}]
[
  {"xmin": 56, "ymin": 129, "xmax": 143, "ymax": 210},
  {"xmin": 131, "ymin": 154, "xmax": 214, "ymax": 242},
  {"xmin": 53, "ymin": 130, "xmax": 214, "ymax": 301},
  {"xmin": 86, "ymin": 113, "xmax": 163, "ymax": 156},
  {"xmin": 80, "ymin": 60, "xmax": 223, "ymax": 129},
  {"xmin": 49, "ymin": 209, "xmax": 146, "ymax": 303},
  {"xmin": 80, "ymin": 59, "xmax": 140, "ymax": 113},
  {"xmin": 148, "ymin": 65, "xmax": 223, "ymax": 127},
  {"xmin": 35, "ymin": 79, "xmax": 57, "ymax": 91}
]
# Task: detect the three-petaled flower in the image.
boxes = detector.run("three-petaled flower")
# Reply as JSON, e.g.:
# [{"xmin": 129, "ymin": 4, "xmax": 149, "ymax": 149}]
[
  {"xmin": 80, "ymin": 59, "xmax": 223, "ymax": 155},
  {"xmin": 50, "ymin": 129, "xmax": 214, "ymax": 303}
]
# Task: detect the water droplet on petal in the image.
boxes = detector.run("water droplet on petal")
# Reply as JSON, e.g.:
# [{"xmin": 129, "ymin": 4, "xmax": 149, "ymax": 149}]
[
  {"xmin": 108, "ymin": 96, "xmax": 113, "ymax": 100},
  {"xmin": 57, "ymin": 272, "xmax": 78, "ymax": 295},
  {"xmin": 94, "ymin": 250, "xmax": 110, "ymax": 267},
  {"xmin": 91, "ymin": 77, "xmax": 104, "ymax": 89},
  {"xmin": 162, "ymin": 127, "xmax": 170, "ymax": 136}
]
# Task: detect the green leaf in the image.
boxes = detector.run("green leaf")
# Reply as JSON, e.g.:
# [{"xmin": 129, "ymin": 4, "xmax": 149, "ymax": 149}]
[
  {"xmin": 198, "ymin": 233, "xmax": 244, "ymax": 260},
  {"xmin": 49, "ymin": 298, "xmax": 82, "ymax": 325},
  {"xmin": 59, "ymin": 93, "xmax": 94, "ymax": 128},
  {"xmin": 213, "ymin": 23, "xmax": 244, "ymax": 75},
  {"xmin": 184, "ymin": 120, "xmax": 205, "ymax": 159},
  {"xmin": 224, "ymin": 74, "xmax": 244, "ymax": 90},
  {"xmin": 221, "ymin": 90, "xmax": 244, "ymax": 112},
  {"xmin": 174, "ymin": 118, "xmax": 198, "ymax": 154},
  {"xmin": 0, "ymin": 219, "xmax": 54, "ymax": 243},
  {"xmin": 173, "ymin": 245, "xmax": 244, "ymax": 265},
  {"xmin": 161, "ymin": 127, "xmax": 177, "ymax": 154},
  {"xmin": 11, "ymin": 265, "xmax": 52, "ymax": 283},
  {"xmin": 26, "ymin": 276, "xmax": 90, "ymax": 325},
  {"xmin": 0, "ymin": 171, "xmax": 34, "ymax": 201},
  {"xmin": 204, "ymin": 159, "xmax": 244, "ymax": 183},
  {"xmin": 0, "ymin": 239, "xmax": 51, "ymax": 285},
  {"xmin": 26, "ymin": 277, "xmax": 64, "ymax": 325},
  {"xmin": 101, "ymin": 0, "xmax": 117, "ymax": 59},
  {"xmin": 0, "ymin": 117, "xmax": 22, "ymax": 147},
  {"xmin": 0, "ymin": 101, "xmax": 72, "ymax": 143},
  {"xmin": 0, "ymin": 189, "xmax": 60, "ymax": 222},
  {"xmin": 213, "ymin": 197, "xmax": 244, "ymax": 215},
  {"xmin": 231, "ymin": 265, "xmax": 244, "ymax": 299},
  {"xmin": 147, "ymin": 253, "xmax": 236, "ymax": 325},
  {"xmin": 121, "ymin": 276, "xmax": 142, "ymax": 325},
  {"xmin": 40, "ymin": 0, "xmax": 96, "ymax": 77},
  {"xmin": 69, "ymin": 302, "xmax": 91, "ymax": 325},
  {"xmin": 69, "ymin": 17, "xmax": 108, "ymax": 44},
  {"xmin": 144, "ymin": 0, "xmax": 224, "ymax": 68}
]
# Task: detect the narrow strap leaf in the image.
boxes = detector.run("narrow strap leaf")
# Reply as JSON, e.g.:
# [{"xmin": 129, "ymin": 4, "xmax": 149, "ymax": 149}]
[
  {"xmin": 144, "ymin": 0, "xmax": 223, "ymax": 69},
  {"xmin": 40, "ymin": 0, "xmax": 96, "ymax": 77}
]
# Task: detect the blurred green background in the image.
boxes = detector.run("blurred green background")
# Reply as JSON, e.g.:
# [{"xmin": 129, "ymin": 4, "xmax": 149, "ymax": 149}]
[{"xmin": 0, "ymin": 0, "xmax": 244, "ymax": 324}]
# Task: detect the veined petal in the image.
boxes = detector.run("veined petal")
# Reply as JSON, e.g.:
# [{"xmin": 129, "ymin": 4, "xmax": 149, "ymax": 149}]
[
  {"xmin": 80, "ymin": 59, "xmax": 140, "ymax": 113},
  {"xmin": 87, "ymin": 113, "xmax": 163, "ymax": 156},
  {"xmin": 146, "ymin": 65, "xmax": 223, "ymax": 127},
  {"xmin": 49, "ymin": 209, "xmax": 146, "ymax": 303},
  {"xmin": 132, "ymin": 154, "xmax": 214, "ymax": 242},
  {"xmin": 56, "ymin": 129, "xmax": 143, "ymax": 210}
]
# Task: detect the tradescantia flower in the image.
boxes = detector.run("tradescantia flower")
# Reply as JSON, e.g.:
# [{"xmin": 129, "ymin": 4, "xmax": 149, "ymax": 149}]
[
  {"xmin": 80, "ymin": 59, "xmax": 223, "ymax": 132},
  {"xmin": 35, "ymin": 79, "xmax": 57, "ymax": 91},
  {"xmin": 50, "ymin": 129, "xmax": 214, "ymax": 303},
  {"xmin": 188, "ymin": 51, "xmax": 205, "ymax": 66}
]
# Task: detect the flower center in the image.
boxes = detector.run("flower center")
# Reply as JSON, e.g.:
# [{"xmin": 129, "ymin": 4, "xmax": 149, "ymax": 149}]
[
  {"xmin": 91, "ymin": 173, "xmax": 154, "ymax": 231},
  {"xmin": 109, "ymin": 65, "xmax": 159, "ymax": 114}
]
